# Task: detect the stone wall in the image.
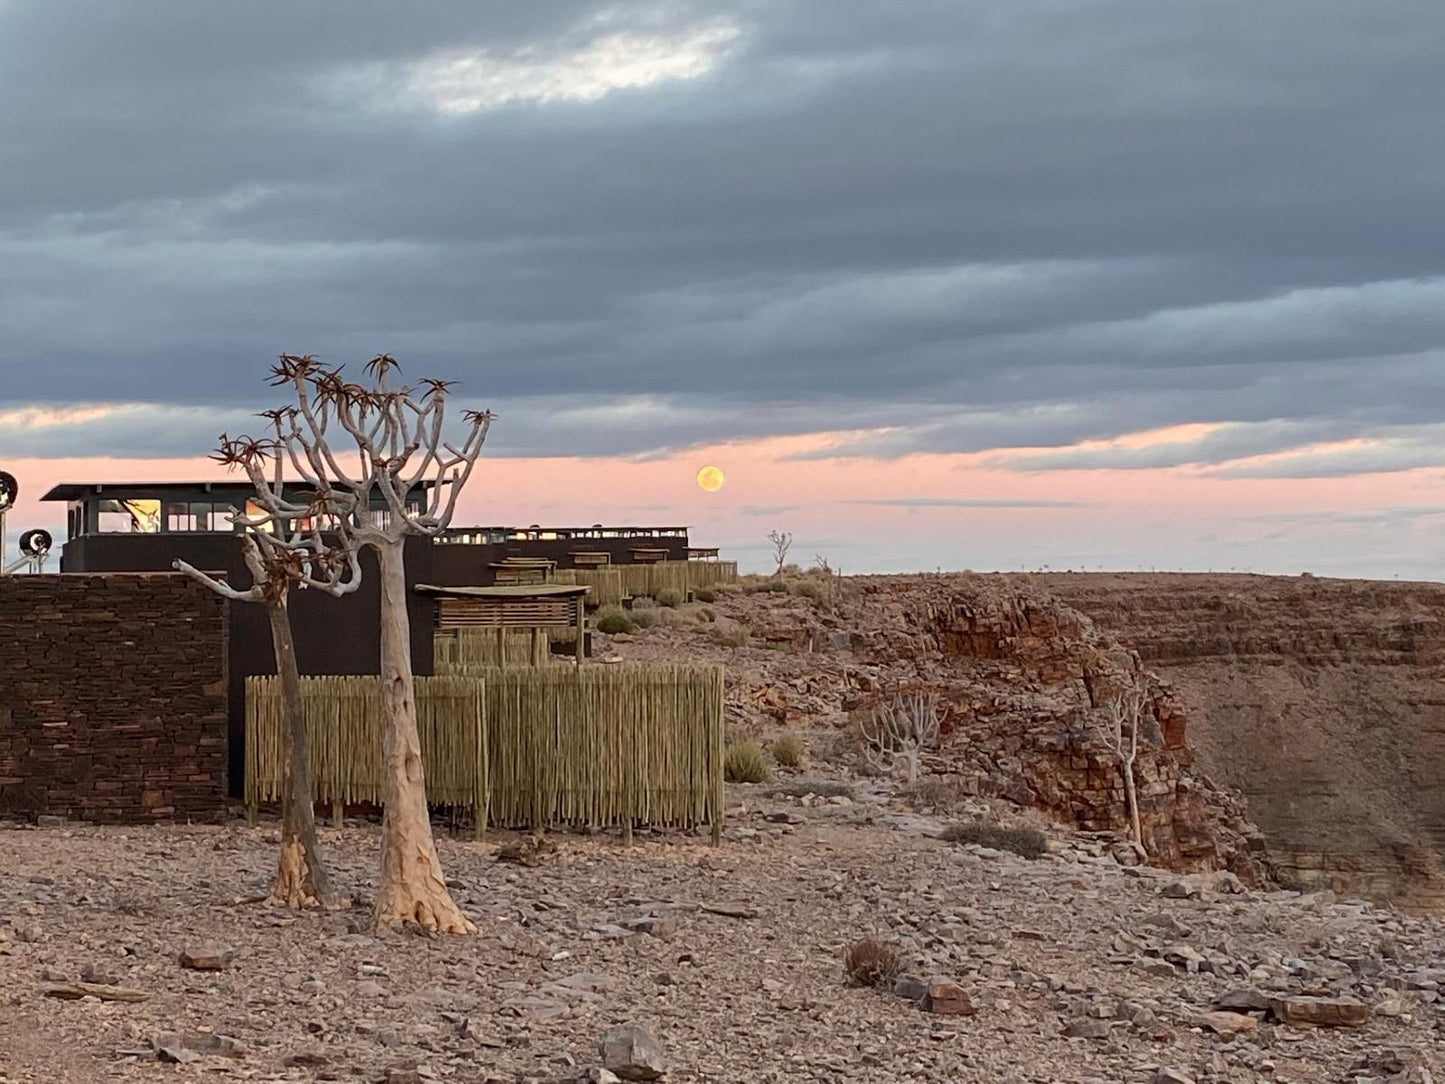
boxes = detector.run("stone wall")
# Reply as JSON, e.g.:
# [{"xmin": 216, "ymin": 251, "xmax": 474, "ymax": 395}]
[{"xmin": 0, "ymin": 574, "xmax": 229, "ymax": 822}]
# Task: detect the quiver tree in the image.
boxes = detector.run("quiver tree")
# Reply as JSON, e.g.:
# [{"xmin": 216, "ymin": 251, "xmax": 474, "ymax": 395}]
[
  {"xmin": 861, "ymin": 691, "xmax": 943, "ymax": 786},
  {"xmin": 271, "ymin": 353, "xmax": 492, "ymax": 934},
  {"xmin": 175, "ymin": 432, "xmax": 362, "ymax": 910},
  {"xmin": 767, "ymin": 530, "xmax": 793, "ymax": 576},
  {"xmin": 1095, "ymin": 687, "xmax": 1149, "ymax": 861}
]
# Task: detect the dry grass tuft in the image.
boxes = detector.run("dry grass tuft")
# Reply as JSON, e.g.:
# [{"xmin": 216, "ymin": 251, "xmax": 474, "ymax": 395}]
[
  {"xmin": 594, "ymin": 605, "xmax": 633, "ymax": 635},
  {"xmin": 843, "ymin": 938, "xmax": 901, "ymax": 987},
  {"xmin": 941, "ymin": 823, "xmax": 1048, "ymax": 859},
  {"xmin": 724, "ymin": 739, "xmax": 772, "ymax": 783},
  {"xmin": 770, "ymin": 732, "xmax": 804, "ymax": 769}
]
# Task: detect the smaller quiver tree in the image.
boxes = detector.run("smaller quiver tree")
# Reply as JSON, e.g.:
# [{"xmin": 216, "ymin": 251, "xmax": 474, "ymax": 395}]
[
  {"xmin": 175, "ymin": 430, "xmax": 362, "ymax": 909},
  {"xmin": 767, "ymin": 530, "xmax": 793, "ymax": 577},
  {"xmin": 861, "ymin": 691, "xmax": 943, "ymax": 786},
  {"xmin": 1094, "ymin": 686, "xmax": 1149, "ymax": 861},
  {"xmin": 272, "ymin": 354, "xmax": 492, "ymax": 934}
]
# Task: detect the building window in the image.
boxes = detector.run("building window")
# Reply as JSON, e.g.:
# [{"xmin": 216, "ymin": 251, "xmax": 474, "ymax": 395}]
[{"xmin": 96, "ymin": 498, "xmax": 160, "ymax": 533}]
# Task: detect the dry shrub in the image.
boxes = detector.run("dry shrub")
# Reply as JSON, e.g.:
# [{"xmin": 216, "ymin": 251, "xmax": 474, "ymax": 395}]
[
  {"xmin": 905, "ymin": 777, "xmax": 969, "ymax": 812},
  {"xmin": 632, "ymin": 596, "xmax": 659, "ymax": 610},
  {"xmin": 629, "ymin": 607, "xmax": 659, "ymax": 630},
  {"xmin": 655, "ymin": 607, "xmax": 691, "ymax": 628},
  {"xmin": 844, "ymin": 938, "xmax": 901, "ymax": 987},
  {"xmin": 724, "ymin": 739, "xmax": 772, "ymax": 783},
  {"xmin": 655, "ymin": 588, "xmax": 683, "ymax": 608},
  {"xmin": 694, "ymin": 587, "xmax": 717, "ymax": 603},
  {"xmin": 694, "ymin": 605, "xmax": 717, "ymax": 623},
  {"xmin": 770, "ymin": 732, "xmax": 804, "ymax": 769},
  {"xmin": 941, "ymin": 823, "xmax": 1047, "ymax": 859},
  {"xmin": 712, "ymin": 623, "xmax": 750, "ymax": 648},
  {"xmin": 789, "ymin": 578, "xmax": 826, "ymax": 602},
  {"xmin": 594, "ymin": 605, "xmax": 633, "ymax": 635}
]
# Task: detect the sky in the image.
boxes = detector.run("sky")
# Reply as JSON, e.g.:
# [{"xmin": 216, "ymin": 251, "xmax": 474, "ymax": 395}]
[{"xmin": 2, "ymin": 1, "xmax": 1443, "ymax": 577}]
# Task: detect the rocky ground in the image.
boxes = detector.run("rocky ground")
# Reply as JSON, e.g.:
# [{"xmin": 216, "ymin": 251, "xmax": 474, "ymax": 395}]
[{"xmin": 2, "ymin": 777, "xmax": 1442, "ymax": 1083}]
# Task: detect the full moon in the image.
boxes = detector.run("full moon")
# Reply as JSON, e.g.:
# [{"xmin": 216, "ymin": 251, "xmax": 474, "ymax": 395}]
[{"xmin": 696, "ymin": 465, "xmax": 725, "ymax": 492}]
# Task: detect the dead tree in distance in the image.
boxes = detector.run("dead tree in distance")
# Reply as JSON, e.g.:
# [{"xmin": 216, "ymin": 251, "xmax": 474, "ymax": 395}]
[
  {"xmin": 175, "ymin": 431, "xmax": 362, "ymax": 909},
  {"xmin": 273, "ymin": 353, "xmax": 492, "ymax": 934},
  {"xmin": 861, "ymin": 691, "xmax": 943, "ymax": 786},
  {"xmin": 1095, "ymin": 687, "xmax": 1149, "ymax": 861},
  {"xmin": 767, "ymin": 529, "xmax": 793, "ymax": 577}
]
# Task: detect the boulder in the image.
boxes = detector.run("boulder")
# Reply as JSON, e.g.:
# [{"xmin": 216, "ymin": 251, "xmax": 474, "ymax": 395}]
[
  {"xmin": 179, "ymin": 944, "xmax": 235, "ymax": 972},
  {"xmin": 922, "ymin": 981, "xmax": 975, "ymax": 1016},
  {"xmin": 1194, "ymin": 1011, "xmax": 1257, "ymax": 1035},
  {"xmin": 1268, "ymin": 995, "xmax": 1370, "ymax": 1028},
  {"xmin": 598, "ymin": 1025, "xmax": 667, "ymax": 1082}
]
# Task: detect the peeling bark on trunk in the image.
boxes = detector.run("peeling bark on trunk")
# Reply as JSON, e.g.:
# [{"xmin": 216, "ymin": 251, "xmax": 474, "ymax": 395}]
[
  {"xmin": 1122, "ymin": 748, "xmax": 1146, "ymax": 859},
  {"xmin": 371, "ymin": 542, "xmax": 475, "ymax": 934},
  {"xmin": 267, "ymin": 597, "xmax": 334, "ymax": 910}
]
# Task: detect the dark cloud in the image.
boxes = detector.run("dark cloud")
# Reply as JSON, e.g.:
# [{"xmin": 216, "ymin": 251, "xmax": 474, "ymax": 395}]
[{"xmin": 3, "ymin": 1, "xmax": 1445, "ymax": 474}]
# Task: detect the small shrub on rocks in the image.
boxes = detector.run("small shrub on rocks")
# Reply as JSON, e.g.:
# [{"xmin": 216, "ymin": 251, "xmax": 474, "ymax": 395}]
[
  {"xmin": 712, "ymin": 623, "xmax": 750, "ymax": 648},
  {"xmin": 632, "ymin": 596, "xmax": 659, "ymax": 610},
  {"xmin": 594, "ymin": 605, "xmax": 633, "ymax": 635},
  {"xmin": 789, "ymin": 578, "xmax": 826, "ymax": 602},
  {"xmin": 629, "ymin": 607, "xmax": 659, "ymax": 630},
  {"xmin": 724, "ymin": 739, "xmax": 772, "ymax": 783},
  {"xmin": 655, "ymin": 588, "xmax": 684, "ymax": 608},
  {"xmin": 655, "ymin": 607, "xmax": 690, "ymax": 628},
  {"xmin": 844, "ymin": 938, "xmax": 901, "ymax": 987},
  {"xmin": 694, "ymin": 587, "xmax": 717, "ymax": 603},
  {"xmin": 770, "ymin": 732, "xmax": 804, "ymax": 769},
  {"xmin": 941, "ymin": 823, "xmax": 1048, "ymax": 859},
  {"xmin": 906, "ymin": 777, "xmax": 969, "ymax": 812}
]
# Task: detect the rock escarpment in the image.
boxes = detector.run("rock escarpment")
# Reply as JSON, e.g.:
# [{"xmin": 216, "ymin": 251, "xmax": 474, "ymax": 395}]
[
  {"xmin": 843, "ymin": 577, "xmax": 1266, "ymax": 880},
  {"xmin": 1035, "ymin": 572, "xmax": 1445, "ymax": 913},
  {"xmin": 666, "ymin": 575, "xmax": 1270, "ymax": 882}
]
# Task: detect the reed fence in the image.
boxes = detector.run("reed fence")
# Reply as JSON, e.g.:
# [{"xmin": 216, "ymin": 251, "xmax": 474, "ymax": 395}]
[
  {"xmin": 612, "ymin": 560, "xmax": 739, "ymax": 600},
  {"xmin": 244, "ymin": 663, "xmax": 725, "ymax": 838},
  {"xmin": 552, "ymin": 568, "xmax": 625, "ymax": 607},
  {"xmin": 435, "ymin": 627, "xmax": 553, "ymax": 669}
]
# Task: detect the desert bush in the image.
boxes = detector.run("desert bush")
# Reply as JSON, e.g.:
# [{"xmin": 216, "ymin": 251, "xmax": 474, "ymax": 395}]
[
  {"xmin": 941, "ymin": 823, "xmax": 1047, "ymax": 859},
  {"xmin": 789, "ymin": 578, "xmax": 826, "ymax": 602},
  {"xmin": 594, "ymin": 605, "xmax": 633, "ymax": 635},
  {"xmin": 629, "ymin": 607, "xmax": 659, "ymax": 629},
  {"xmin": 843, "ymin": 938, "xmax": 901, "ymax": 987},
  {"xmin": 712, "ymin": 623, "xmax": 750, "ymax": 648},
  {"xmin": 694, "ymin": 605, "xmax": 717, "ymax": 623},
  {"xmin": 905, "ymin": 777, "xmax": 969, "ymax": 812},
  {"xmin": 694, "ymin": 587, "xmax": 717, "ymax": 603},
  {"xmin": 632, "ymin": 596, "xmax": 658, "ymax": 610},
  {"xmin": 655, "ymin": 588, "xmax": 684, "ymax": 608},
  {"xmin": 724, "ymin": 739, "xmax": 772, "ymax": 783},
  {"xmin": 770, "ymin": 732, "xmax": 805, "ymax": 769}
]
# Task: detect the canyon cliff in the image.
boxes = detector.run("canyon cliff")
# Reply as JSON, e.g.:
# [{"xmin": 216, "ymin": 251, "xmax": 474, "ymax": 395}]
[{"xmin": 1035, "ymin": 572, "xmax": 1445, "ymax": 913}]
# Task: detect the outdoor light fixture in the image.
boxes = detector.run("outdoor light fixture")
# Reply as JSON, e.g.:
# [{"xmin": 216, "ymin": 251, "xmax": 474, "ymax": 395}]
[{"xmin": 4, "ymin": 528, "xmax": 52, "ymax": 574}]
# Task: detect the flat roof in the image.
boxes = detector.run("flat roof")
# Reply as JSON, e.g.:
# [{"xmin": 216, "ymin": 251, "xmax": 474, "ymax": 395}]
[
  {"xmin": 414, "ymin": 583, "xmax": 590, "ymax": 599},
  {"xmin": 42, "ymin": 480, "xmax": 435, "ymax": 502},
  {"xmin": 443, "ymin": 525, "xmax": 690, "ymax": 534}
]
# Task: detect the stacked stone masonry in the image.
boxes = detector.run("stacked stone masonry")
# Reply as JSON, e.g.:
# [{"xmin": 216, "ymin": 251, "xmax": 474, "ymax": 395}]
[{"xmin": 0, "ymin": 574, "xmax": 229, "ymax": 822}]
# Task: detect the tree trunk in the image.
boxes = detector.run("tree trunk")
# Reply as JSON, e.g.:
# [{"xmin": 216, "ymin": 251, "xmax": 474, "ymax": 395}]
[
  {"xmin": 1121, "ymin": 751, "xmax": 1146, "ymax": 858},
  {"xmin": 371, "ymin": 541, "xmax": 475, "ymax": 934},
  {"xmin": 266, "ymin": 596, "xmax": 334, "ymax": 909}
]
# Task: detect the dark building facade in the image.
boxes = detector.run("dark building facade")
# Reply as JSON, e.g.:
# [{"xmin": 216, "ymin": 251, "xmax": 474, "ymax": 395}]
[{"xmin": 41, "ymin": 481, "xmax": 696, "ymax": 797}]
